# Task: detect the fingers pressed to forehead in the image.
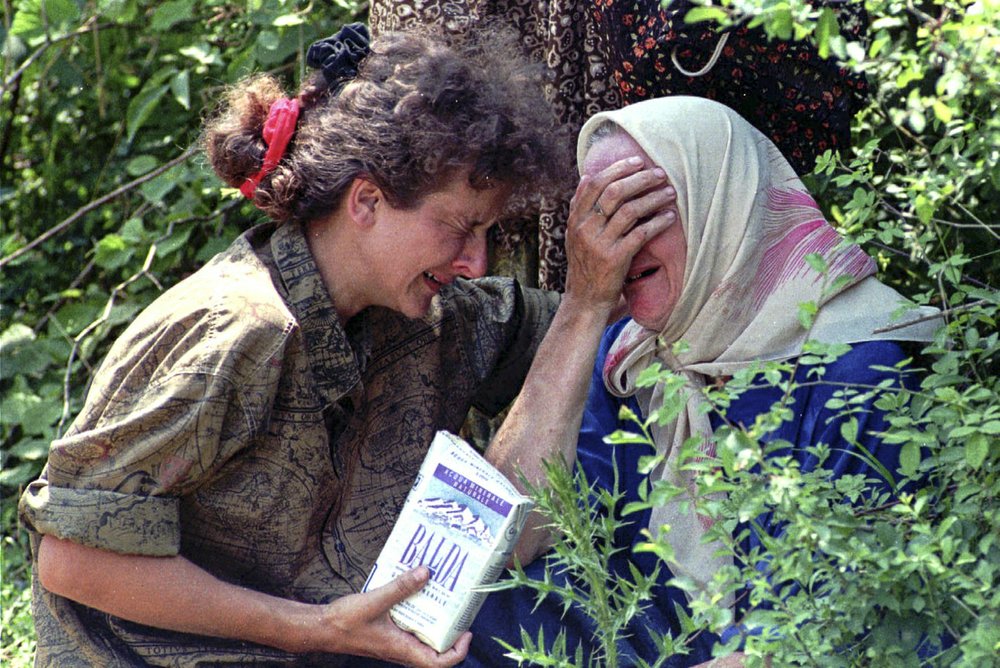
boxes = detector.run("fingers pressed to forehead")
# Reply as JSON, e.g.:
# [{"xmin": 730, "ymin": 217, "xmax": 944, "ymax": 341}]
[
  {"xmin": 602, "ymin": 184, "xmax": 676, "ymax": 239},
  {"xmin": 576, "ymin": 156, "xmax": 646, "ymax": 202},
  {"xmin": 599, "ymin": 168, "xmax": 671, "ymax": 215},
  {"xmin": 618, "ymin": 210, "xmax": 675, "ymax": 256}
]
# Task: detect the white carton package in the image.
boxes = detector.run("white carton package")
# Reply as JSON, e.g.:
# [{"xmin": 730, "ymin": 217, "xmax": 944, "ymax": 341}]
[{"xmin": 362, "ymin": 430, "xmax": 534, "ymax": 652}]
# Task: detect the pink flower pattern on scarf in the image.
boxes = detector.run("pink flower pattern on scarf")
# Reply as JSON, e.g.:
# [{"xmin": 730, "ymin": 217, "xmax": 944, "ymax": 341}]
[{"xmin": 751, "ymin": 188, "xmax": 876, "ymax": 310}]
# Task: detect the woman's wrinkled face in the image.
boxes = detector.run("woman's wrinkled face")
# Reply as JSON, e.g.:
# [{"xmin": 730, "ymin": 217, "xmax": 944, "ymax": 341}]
[
  {"xmin": 367, "ymin": 172, "xmax": 510, "ymax": 319},
  {"xmin": 582, "ymin": 132, "xmax": 687, "ymax": 331}
]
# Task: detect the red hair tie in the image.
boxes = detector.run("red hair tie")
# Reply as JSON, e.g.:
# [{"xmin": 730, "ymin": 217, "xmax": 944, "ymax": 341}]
[{"xmin": 240, "ymin": 97, "xmax": 301, "ymax": 200}]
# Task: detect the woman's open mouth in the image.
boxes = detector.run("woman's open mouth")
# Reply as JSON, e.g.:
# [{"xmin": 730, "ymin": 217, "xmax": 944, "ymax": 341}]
[{"xmin": 625, "ymin": 267, "xmax": 658, "ymax": 284}]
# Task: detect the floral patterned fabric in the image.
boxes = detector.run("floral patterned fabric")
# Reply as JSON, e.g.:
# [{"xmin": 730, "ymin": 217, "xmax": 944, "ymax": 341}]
[
  {"xmin": 368, "ymin": 0, "xmax": 869, "ymax": 289},
  {"xmin": 592, "ymin": 0, "xmax": 871, "ymax": 175}
]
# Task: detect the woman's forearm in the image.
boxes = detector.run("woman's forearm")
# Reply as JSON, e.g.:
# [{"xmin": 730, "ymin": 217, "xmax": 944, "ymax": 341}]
[
  {"xmin": 37, "ymin": 534, "xmax": 319, "ymax": 653},
  {"xmin": 487, "ymin": 157, "xmax": 674, "ymax": 565},
  {"xmin": 37, "ymin": 535, "xmax": 471, "ymax": 666},
  {"xmin": 485, "ymin": 295, "xmax": 611, "ymax": 564}
]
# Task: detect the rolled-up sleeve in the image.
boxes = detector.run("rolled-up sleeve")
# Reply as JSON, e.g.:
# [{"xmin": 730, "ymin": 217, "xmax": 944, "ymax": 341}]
[
  {"xmin": 19, "ymin": 368, "xmax": 256, "ymax": 556},
  {"xmin": 20, "ymin": 481, "xmax": 181, "ymax": 556},
  {"xmin": 458, "ymin": 279, "xmax": 560, "ymax": 416}
]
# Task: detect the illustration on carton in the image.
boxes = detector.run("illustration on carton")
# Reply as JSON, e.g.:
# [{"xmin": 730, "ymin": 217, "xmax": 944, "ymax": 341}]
[{"xmin": 362, "ymin": 431, "xmax": 533, "ymax": 652}]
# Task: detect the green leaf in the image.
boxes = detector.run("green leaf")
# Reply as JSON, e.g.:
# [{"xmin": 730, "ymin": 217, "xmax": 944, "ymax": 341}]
[
  {"xmin": 0, "ymin": 462, "xmax": 43, "ymax": 488},
  {"xmin": 10, "ymin": 0, "xmax": 80, "ymax": 39},
  {"xmin": 840, "ymin": 418, "xmax": 859, "ymax": 444},
  {"xmin": 257, "ymin": 29, "xmax": 280, "ymax": 51},
  {"xmin": 126, "ymin": 155, "xmax": 159, "ymax": 177},
  {"xmin": 899, "ymin": 442, "xmax": 921, "ymax": 478},
  {"xmin": 0, "ymin": 325, "xmax": 54, "ymax": 380},
  {"xmin": 815, "ymin": 8, "xmax": 838, "ymax": 60},
  {"xmin": 94, "ymin": 233, "xmax": 133, "ymax": 270},
  {"xmin": 0, "ymin": 322, "xmax": 35, "ymax": 349},
  {"xmin": 151, "ymin": 0, "xmax": 195, "ymax": 32},
  {"xmin": 179, "ymin": 43, "xmax": 223, "ymax": 67},
  {"xmin": 170, "ymin": 69, "xmax": 191, "ymax": 110},
  {"xmin": 121, "ymin": 218, "xmax": 147, "ymax": 244},
  {"xmin": 932, "ymin": 99, "xmax": 954, "ymax": 124},
  {"xmin": 126, "ymin": 82, "xmax": 170, "ymax": 144},
  {"xmin": 684, "ymin": 6, "xmax": 728, "ymax": 24},
  {"xmin": 804, "ymin": 253, "xmax": 829, "ymax": 274},
  {"xmin": 156, "ymin": 226, "xmax": 193, "ymax": 257},
  {"xmin": 797, "ymin": 301, "xmax": 818, "ymax": 329},
  {"xmin": 770, "ymin": 7, "xmax": 794, "ymax": 41},
  {"xmin": 0, "ymin": 389, "xmax": 42, "ymax": 428},
  {"xmin": 98, "ymin": 0, "xmax": 139, "ymax": 22},
  {"xmin": 196, "ymin": 236, "xmax": 235, "ymax": 263},
  {"xmin": 273, "ymin": 13, "xmax": 306, "ymax": 27},
  {"xmin": 140, "ymin": 164, "xmax": 184, "ymax": 203},
  {"xmin": 9, "ymin": 437, "xmax": 51, "ymax": 461},
  {"xmin": 964, "ymin": 433, "xmax": 989, "ymax": 470},
  {"xmin": 255, "ymin": 30, "xmax": 300, "ymax": 65},
  {"xmin": 844, "ymin": 39, "xmax": 866, "ymax": 63},
  {"xmin": 979, "ymin": 421, "xmax": 1000, "ymax": 435}
]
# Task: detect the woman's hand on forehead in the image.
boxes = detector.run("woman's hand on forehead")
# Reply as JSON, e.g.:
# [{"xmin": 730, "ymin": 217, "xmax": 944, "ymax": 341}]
[{"xmin": 565, "ymin": 156, "xmax": 676, "ymax": 308}]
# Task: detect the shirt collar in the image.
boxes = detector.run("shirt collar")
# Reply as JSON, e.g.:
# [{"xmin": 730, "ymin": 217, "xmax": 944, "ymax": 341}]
[{"xmin": 270, "ymin": 222, "xmax": 363, "ymax": 405}]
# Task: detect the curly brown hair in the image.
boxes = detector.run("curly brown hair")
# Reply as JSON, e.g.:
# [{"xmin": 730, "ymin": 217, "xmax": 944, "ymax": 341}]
[{"xmin": 201, "ymin": 25, "xmax": 571, "ymax": 224}]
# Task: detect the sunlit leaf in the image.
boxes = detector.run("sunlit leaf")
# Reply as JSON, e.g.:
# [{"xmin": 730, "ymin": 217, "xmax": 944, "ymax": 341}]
[
  {"xmin": 93, "ymin": 233, "xmax": 133, "ymax": 270},
  {"xmin": 151, "ymin": 0, "xmax": 195, "ymax": 32},
  {"xmin": 125, "ymin": 82, "xmax": 170, "ymax": 144},
  {"xmin": 684, "ymin": 6, "xmax": 728, "ymax": 24},
  {"xmin": 171, "ymin": 69, "xmax": 191, "ymax": 110},
  {"xmin": 10, "ymin": 0, "xmax": 80, "ymax": 39}
]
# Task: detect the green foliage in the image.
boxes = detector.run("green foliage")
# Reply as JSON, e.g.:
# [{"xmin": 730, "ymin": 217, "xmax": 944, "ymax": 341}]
[
  {"xmin": 1, "ymin": 496, "xmax": 35, "ymax": 667},
  {"xmin": 492, "ymin": 457, "xmax": 688, "ymax": 668},
  {"xmin": 516, "ymin": 339, "xmax": 998, "ymax": 665},
  {"xmin": 1, "ymin": 0, "xmax": 363, "ymax": 658}
]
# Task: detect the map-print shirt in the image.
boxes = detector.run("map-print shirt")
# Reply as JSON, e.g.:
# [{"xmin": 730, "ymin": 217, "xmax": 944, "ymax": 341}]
[{"xmin": 20, "ymin": 221, "xmax": 559, "ymax": 666}]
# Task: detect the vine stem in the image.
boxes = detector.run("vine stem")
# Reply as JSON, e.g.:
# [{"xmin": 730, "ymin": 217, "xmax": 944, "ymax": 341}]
[
  {"xmin": 0, "ymin": 145, "xmax": 198, "ymax": 270},
  {"xmin": 871, "ymin": 299, "xmax": 987, "ymax": 334}
]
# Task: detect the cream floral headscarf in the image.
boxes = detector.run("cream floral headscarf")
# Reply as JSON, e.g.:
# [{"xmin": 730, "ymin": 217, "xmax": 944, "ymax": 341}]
[{"xmin": 577, "ymin": 96, "xmax": 941, "ymax": 602}]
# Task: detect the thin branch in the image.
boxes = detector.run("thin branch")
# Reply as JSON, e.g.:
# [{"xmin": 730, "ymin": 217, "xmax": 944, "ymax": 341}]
[
  {"xmin": 949, "ymin": 593, "xmax": 981, "ymax": 623},
  {"xmin": 951, "ymin": 208, "xmax": 996, "ymax": 234},
  {"xmin": 0, "ymin": 18, "xmax": 119, "ymax": 93},
  {"xmin": 0, "ymin": 145, "xmax": 198, "ymax": 270},
  {"xmin": 871, "ymin": 299, "xmax": 988, "ymax": 334},
  {"xmin": 32, "ymin": 199, "xmax": 243, "ymax": 335},
  {"xmin": 933, "ymin": 220, "xmax": 1000, "ymax": 231}
]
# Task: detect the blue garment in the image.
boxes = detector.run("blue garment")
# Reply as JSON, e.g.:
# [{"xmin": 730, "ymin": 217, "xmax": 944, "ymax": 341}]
[{"xmin": 466, "ymin": 319, "xmax": 918, "ymax": 667}]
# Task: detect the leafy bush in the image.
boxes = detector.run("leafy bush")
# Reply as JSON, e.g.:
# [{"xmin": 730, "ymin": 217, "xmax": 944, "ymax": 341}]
[{"xmin": 1, "ymin": 496, "xmax": 35, "ymax": 666}]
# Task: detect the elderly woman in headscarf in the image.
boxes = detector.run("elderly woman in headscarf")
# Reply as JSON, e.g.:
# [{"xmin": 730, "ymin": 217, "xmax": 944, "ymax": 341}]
[{"xmin": 478, "ymin": 96, "xmax": 940, "ymax": 667}]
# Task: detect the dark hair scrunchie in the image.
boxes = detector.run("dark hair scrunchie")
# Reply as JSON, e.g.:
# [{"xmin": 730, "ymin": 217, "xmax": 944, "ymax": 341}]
[{"xmin": 306, "ymin": 23, "xmax": 371, "ymax": 92}]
